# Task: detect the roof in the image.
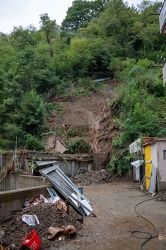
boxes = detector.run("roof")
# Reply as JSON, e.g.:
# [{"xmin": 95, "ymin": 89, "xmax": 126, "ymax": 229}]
[{"xmin": 142, "ymin": 137, "xmax": 166, "ymax": 147}]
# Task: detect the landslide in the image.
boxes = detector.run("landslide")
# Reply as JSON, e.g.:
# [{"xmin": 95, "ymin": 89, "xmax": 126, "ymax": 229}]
[{"xmin": 47, "ymin": 80, "xmax": 120, "ymax": 168}]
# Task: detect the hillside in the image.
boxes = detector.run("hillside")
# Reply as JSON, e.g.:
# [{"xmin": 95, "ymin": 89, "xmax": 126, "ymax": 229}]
[{"xmin": 46, "ymin": 80, "xmax": 119, "ymax": 168}]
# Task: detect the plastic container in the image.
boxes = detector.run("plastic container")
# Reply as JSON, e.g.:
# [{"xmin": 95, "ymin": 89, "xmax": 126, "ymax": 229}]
[
  {"xmin": 23, "ymin": 230, "xmax": 41, "ymax": 250},
  {"xmin": 78, "ymin": 187, "xmax": 83, "ymax": 194}
]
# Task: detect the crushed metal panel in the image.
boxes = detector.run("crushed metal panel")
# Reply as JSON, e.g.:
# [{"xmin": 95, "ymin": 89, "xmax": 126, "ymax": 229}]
[
  {"xmin": 35, "ymin": 161, "xmax": 58, "ymax": 166},
  {"xmin": 40, "ymin": 165, "xmax": 93, "ymax": 216}
]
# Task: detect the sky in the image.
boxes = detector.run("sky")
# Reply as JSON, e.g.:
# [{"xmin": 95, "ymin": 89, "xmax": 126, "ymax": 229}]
[{"xmin": 0, "ymin": 0, "xmax": 153, "ymax": 34}]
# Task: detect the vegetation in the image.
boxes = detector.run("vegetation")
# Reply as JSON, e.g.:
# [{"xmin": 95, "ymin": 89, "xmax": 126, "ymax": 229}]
[
  {"xmin": 67, "ymin": 139, "xmax": 91, "ymax": 153},
  {"xmin": 0, "ymin": 0, "xmax": 166, "ymax": 174}
]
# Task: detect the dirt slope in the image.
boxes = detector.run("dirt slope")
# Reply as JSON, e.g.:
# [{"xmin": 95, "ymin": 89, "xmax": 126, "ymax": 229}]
[{"xmin": 47, "ymin": 80, "xmax": 119, "ymax": 168}]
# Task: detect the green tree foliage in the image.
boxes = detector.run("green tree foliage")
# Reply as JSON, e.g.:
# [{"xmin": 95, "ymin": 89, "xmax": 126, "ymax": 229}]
[
  {"xmin": 10, "ymin": 25, "xmax": 37, "ymax": 49},
  {"xmin": 25, "ymin": 134, "xmax": 44, "ymax": 151},
  {"xmin": 107, "ymin": 59, "xmax": 166, "ymax": 175},
  {"xmin": 61, "ymin": 0, "xmax": 108, "ymax": 33},
  {"xmin": 0, "ymin": 0, "xmax": 165, "ymax": 155},
  {"xmin": 39, "ymin": 13, "xmax": 58, "ymax": 57},
  {"xmin": 67, "ymin": 139, "xmax": 91, "ymax": 153},
  {"xmin": 19, "ymin": 90, "xmax": 46, "ymax": 136}
]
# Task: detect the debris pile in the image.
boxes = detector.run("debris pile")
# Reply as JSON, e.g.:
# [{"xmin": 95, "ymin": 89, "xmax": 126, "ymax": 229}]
[
  {"xmin": 0, "ymin": 201, "xmax": 83, "ymax": 250},
  {"xmin": 71, "ymin": 170, "xmax": 112, "ymax": 186},
  {"xmin": 0, "ymin": 166, "xmax": 95, "ymax": 250}
]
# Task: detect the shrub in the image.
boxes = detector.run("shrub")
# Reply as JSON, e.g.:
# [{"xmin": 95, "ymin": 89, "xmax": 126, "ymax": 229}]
[
  {"xmin": 67, "ymin": 139, "xmax": 91, "ymax": 154},
  {"xmin": 25, "ymin": 134, "xmax": 44, "ymax": 151}
]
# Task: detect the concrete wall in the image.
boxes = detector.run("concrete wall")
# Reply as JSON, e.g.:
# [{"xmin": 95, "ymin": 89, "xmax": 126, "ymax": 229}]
[
  {"xmin": 0, "ymin": 185, "xmax": 51, "ymax": 222},
  {"xmin": 156, "ymin": 141, "xmax": 166, "ymax": 191},
  {"xmin": 1, "ymin": 174, "xmax": 50, "ymax": 191},
  {"xmin": 150, "ymin": 141, "xmax": 166, "ymax": 191},
  {"xmin": 157, "ymin": 141, "xmax": 166, "ymax": 182}
]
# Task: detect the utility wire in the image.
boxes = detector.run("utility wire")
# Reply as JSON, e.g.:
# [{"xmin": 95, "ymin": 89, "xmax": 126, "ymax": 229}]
[{"xmin": 131, "ymin": 193, "xmax": 166, "ymax": 249}]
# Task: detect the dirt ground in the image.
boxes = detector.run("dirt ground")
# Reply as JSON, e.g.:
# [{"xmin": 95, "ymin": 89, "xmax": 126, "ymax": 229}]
[
  {"xmin": 60, "ymin": 181, "xmax": 166, "ymax": 250},
  {"xmin": 1, "ymin": 180, "xmax": 166, "ymax": 250}
]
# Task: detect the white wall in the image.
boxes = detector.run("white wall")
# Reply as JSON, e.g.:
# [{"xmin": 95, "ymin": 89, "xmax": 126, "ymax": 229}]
[{"xmin": 157, "ymin": 142, "xmax": 166, "ymax": 181}]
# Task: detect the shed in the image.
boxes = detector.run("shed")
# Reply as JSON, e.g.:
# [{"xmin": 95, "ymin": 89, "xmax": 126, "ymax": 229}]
[
  {"xmin": 129, "ymin": 138, "xmax": 144, "ymax": 183},
  {"xmin": 142, "ymin": 137, "xmax": 166, "ymax": 192}
]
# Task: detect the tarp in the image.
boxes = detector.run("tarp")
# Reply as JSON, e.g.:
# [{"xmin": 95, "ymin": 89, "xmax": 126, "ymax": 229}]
[{"xmin": 129, "ymin": 138, "xmax": 142, "ymax": 154}]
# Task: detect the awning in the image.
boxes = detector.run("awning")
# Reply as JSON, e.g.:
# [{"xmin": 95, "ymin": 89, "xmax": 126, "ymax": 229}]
[{"xmin": 130, "ymin": 160, "xmax": 144, "ymax": 168}]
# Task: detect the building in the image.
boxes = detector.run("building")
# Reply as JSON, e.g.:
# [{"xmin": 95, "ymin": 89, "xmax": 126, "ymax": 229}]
[{"xmin": 142, "ymin": 137, "xmax": 166, "ymax": 192}]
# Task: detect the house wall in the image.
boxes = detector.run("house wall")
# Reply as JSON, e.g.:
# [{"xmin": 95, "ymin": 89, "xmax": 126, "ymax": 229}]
[
  {"xmin": 144, "ymin": 144, "xmax": 152, "ymax": 190},
  {"xmin": 156, "ymin": 141, "xmax": 166, "ymax": 190},
  {"xmin": 146, "ymin": 141, "xmax": 166, "ymax": 192},
  {"xmin": 151, "ymin": 144, "xmax": 157, "ymax": 167}
]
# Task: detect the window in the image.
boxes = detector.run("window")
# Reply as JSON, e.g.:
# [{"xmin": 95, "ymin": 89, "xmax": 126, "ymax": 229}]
[{"xmin": 163, "ymin": 150, "xmax": 166, "ymax": 159}]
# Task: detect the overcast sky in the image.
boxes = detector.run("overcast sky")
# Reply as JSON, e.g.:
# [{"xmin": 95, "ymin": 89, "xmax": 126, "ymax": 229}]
[{"xmin": 0, "ymin": 0, "xmax": 154, "ymax": 34}]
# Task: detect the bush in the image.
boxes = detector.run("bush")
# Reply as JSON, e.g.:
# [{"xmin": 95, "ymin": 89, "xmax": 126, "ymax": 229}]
[
  {"xmin": 67, "ymin": 139, "xmax": 91, "ymax": 154},
  {"xmin": 148, "ymin": 80, "xmax": 165, "ymax": 97},
  {"xmin": 0, "ymin": 139, "xmax": 16, "ymax": 149},
  {"xmin": 25, "ymin": 134, "xmax": 44, "ymax": 151},
  {"xmin": 107, "ymin": 153, "xmax": 130, "ymax": 176}
]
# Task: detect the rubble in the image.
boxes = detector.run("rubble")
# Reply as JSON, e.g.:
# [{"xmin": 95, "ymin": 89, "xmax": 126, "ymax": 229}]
[
  {"xmin": 71, "ymin": 169, "xmax": 112, "ymax": 186},
  {"xmin": 0, "ymin": 202, "xmax": 83, "ymax": 250}
]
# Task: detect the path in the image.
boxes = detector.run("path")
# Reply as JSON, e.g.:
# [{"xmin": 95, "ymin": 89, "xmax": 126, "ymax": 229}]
[{"xmin": 60, "ymin": 182, "xmax": 166, "ymax": 250}]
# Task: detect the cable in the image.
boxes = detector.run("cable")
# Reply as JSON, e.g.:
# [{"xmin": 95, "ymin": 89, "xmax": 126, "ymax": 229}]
[{"xmin": 131, "ymin": 193, "xmax": 166, "ymax": 249}]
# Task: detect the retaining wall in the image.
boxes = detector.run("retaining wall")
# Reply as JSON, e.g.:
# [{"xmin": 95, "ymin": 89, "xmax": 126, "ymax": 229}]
[
  {"xmin": 1, "ymin": 174, "xmax": 50, "ymax": 191},
  {"xmin": 0, "ymin": 185, "xmax": 51, "ymax": 222}
]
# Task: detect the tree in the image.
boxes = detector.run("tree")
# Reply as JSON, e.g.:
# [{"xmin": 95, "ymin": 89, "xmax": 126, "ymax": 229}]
[
  {"xmin": 10, "ymin": 25, "xmax": 37, "ymax": 49},
  {"xmin": 67, "ymin": 37, "xmax": 94, "ymax": 77},
  {"xmin": 39, "ymin": 13, "xmax": 58, "ymax": 57},
  {"xmin": 19, "ymin": 90, "xmax": 47, "ymax": 136},
  {"xmin": 61, "ymin": 0, "xmax": 109, "ymax": 34}
]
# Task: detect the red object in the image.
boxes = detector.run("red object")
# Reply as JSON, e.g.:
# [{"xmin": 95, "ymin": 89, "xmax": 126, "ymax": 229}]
[{"xmin": 23, "ymin": 230, "xmax": 41, "ymax": 250}]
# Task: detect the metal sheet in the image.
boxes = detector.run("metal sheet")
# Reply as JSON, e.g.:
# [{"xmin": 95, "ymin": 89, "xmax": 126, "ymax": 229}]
[
  {"xmin": 40, "ymin": 165, "xmax": 93, "ymax": 216},
  {"xmin": 35, "ymin": 161, "xmax": 58, "ymax": 166},
  {"xmin": 149, "ymin": 164, "xmax": 157, "ymax": 194}
]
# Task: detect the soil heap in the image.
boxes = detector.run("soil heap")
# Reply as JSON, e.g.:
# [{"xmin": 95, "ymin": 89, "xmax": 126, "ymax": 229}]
[{"xmin": 0, "ymin": 202, "xmax": 83, "ymax": 250}]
